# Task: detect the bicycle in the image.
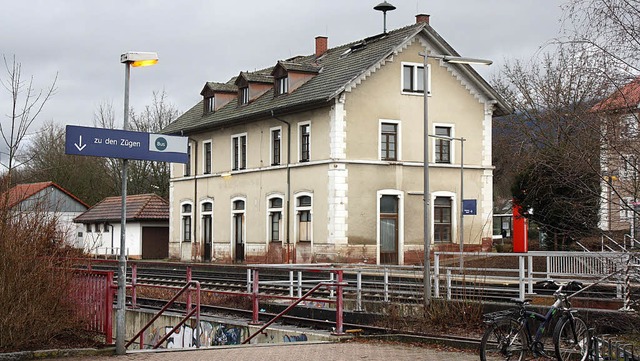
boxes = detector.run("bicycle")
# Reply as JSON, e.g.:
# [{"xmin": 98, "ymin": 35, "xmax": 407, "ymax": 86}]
[{"xmin": 479, "ymin": 280, "xmax": 590, "ymax": 361}]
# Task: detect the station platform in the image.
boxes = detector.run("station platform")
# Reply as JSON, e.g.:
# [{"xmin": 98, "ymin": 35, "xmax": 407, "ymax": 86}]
[{"xmin": 38, "ymin": 340, "xmax": 480, "ymax": 361}]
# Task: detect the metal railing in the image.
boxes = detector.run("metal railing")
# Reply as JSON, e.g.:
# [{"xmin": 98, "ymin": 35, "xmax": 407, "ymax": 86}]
[
  {"xmin": 433, "ymin": 251, "xmax": 639, "ymax": 301},
  {"xmin": 70, "ymin": 269, "xmax": 114, "ymax": 344},
  {"xmin": 242, "ymin": 269, "xmax": 346, "ymax": 344},
  {"xmin": 125, "ymin": 280, "xmax": 201, "ymax": 350}
]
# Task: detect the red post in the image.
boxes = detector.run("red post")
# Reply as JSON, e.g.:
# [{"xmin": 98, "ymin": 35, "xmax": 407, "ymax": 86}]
[
  {"xmin": 512, "ymin": 200, "xmax": 529, "ymax": 253},
  {"xmin": 105, "ymin": 272, "xmax": 114, "ymax": 345},
  {"xmin": 332, "ymin": 270, "xmax": 345, "ymax": 335},
  {"xmin": 250, "ymin": 269, "xmax": 261, "ymax": 325},
  {"xmin": 186, "ymin": 266, "xmax": 192, "ymax": 314},
  {"xmin": 131, "ymin": 263, "xmax": 137, "ymax": 308}
]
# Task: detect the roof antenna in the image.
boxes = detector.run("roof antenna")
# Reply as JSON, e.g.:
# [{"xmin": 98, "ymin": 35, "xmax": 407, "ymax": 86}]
[{"xmin": 374, "ymin": 1, "xmax": 396, "ymax": 34}]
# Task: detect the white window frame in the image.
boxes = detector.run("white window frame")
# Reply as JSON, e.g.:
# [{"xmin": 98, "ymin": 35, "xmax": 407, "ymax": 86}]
[
  {"xmin": 231, "ymin": 133, "xmax": 247, "ymax": 171},
  {"xmin": 620, "ymin": 197, "xmax": 634, "ymax": 221},
  {"xmin": 379, "ymin": 119, "xmax": 401, "ymax": 161},
  {"xmin": 620, "ymin": 153, "xmax": 637, "ymax": 180},
  {"xmin": 621, "ymin": 114, "xmax": 639, "ymax": 138},
  {"xmin": 298, "ymin": 121, "xmax": 311, "ymax": 163},
  {"xmin": 401, "ymin": 62, "xmax": 431, "ymax": 96},
  {"xmin": 270, "ymin": 126, "xmax": 282, "ymax": 166},
  {"xmin": 431, "ymin": 123, "xmax": 455, "ymax": 164},
  {"xmin": 276, "ymin": 76, "xmax": 289, "ymax": 95},
  {"xmin": 230, "ymin": 196, "xmax": 247, "ymax": 258},
  {"xmin": 429, "ymin": 191, "xmax": 458, "ymax": 245},
  {"xmin": 203, "ymin": 140, "xmax": 212, "ymax": 174},
  {"xmin": 266, "ymin": 194, "xmax": 284, "ymax": 243},
  {"xmin": 240, "ymin": 87, "xmax": 249, "ymax": 105},
  {"xmin": 180, "ymin": 201, "xmax": 193, "ymax": 242},
  {"xmin": 200, "ymin": 199, "xmax": 213, "ymax": 243},
  {"xmin": 294, "ymin": 192, "xmax": 313, "ymax": 244},
  {"xmin": 376, "ymin": 189, "xmax": 404, "ymax": 265},
  {"xmin": 205, "ymin": 96, "xmax": 215, "ymax": 113}
]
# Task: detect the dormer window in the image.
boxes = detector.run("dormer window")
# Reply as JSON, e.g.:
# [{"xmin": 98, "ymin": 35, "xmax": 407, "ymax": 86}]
[
  {"xmin": 205, "ymin": 96, "xmax": 215, "ymax": 113},
  {"xmin": 240, "ymin": 87, "xmax": 249, "ymax": 105},
  {"xmin": 276, "ymin": 76, "xmax": 289, "ymax": 95}
]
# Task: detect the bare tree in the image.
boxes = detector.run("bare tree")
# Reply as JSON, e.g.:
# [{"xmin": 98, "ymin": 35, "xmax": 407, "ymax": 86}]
[
  {"xmin": 0, "ymin": 55, "xmax": 57, "ymax": 175},
  {"xmin": 19, "ymin": 122, "xmax": 111, "ymax": 205},
  {"xmin": 93, "ymin": 90, "xmax": 179, "ymax": 199},
  {"xmin": 563, "ymin": 0, "xmax": 640, "ymax": 75},
  {"xmin": 493, "ymin": 44, "xmax": 613, "ymax": 247}
]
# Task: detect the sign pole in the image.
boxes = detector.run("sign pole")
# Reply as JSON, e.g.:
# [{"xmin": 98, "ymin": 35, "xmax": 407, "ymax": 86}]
[
  {"xmin": 115, "ymin": 61, "xmax": 130, "ymax": 356},
  {"xmin": 459, "ymin": 137, "xmax": 465, "ymax": 273}
]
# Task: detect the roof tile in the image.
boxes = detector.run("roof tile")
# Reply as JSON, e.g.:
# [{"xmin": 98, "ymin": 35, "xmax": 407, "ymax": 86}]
[{"xmin": 74, "ymin": 193, "xmax": 168, "ymax": 223}]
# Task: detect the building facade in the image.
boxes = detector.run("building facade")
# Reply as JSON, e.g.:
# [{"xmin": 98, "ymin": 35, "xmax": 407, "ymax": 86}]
[
  {"xmin": 74, "ymin": 193, "xmax": 169, "ymax": 259},
  {"xmin": 594, "ymin": 77, "xmax": 640, "ymax": 235},
  {"xmin": 163, "ymin": 15, "xmax": 510, "ymax": 264},
  {"xmin": 3, "ymin": 181, "xmax": 88, "ymax": 247}
]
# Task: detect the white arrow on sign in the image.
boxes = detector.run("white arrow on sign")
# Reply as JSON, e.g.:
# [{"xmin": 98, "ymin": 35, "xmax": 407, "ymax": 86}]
[{"xmin": 74, "ymin": 135, "xmax": 86, "ymax": 151}]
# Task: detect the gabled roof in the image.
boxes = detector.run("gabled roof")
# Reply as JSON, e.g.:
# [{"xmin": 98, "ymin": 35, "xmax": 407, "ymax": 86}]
[
  {"xmin": 200, "ymin": 82, "xmax": 237, "ymax": 96},
  {"xmin": 591, "ymin": 76, "xmax": 640, "ymax": 112},
  {"xmin": 237, "ymin": 72, "xmax": 274, "ymax": 84},
  {"xmin": 163, "ymin": 21, "xmax": 510, "ymax": 135},
  {"xmin": 3, "ymin": 181, "xmax": 88, "ymax": 209},
  {"xmin": 74, "ymin": 193, "xmax": 168, "ymax": 223},
  {"xmin": 273, "ymin": 61, "xmax": 321, "ymax": 75}
]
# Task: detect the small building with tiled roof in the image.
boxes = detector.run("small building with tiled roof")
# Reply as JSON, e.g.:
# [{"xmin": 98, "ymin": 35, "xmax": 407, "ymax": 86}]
[
  {"xmin": 163, "ymin": 13, "xmax": 510, "ymax": 264},
  {"xmin": 591, "ymin": 76, "xmax": 640, "ymax": 233},
  {"xmin": 2, "ymin": 181, "xmax": 88, "ymax": 247},
  {"xmin": 74, "ymin": 193, "xmax": 169, "ymax": 259}
]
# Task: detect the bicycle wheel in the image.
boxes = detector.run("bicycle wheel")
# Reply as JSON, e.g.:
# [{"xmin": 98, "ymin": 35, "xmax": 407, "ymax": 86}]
[
  {"xmin": 480, "ymin": 318, "xmax": 527, "ymax": 361},
  {"xmin": 553, "ymin": 317, "xmax": 590, "ymax": 361}
]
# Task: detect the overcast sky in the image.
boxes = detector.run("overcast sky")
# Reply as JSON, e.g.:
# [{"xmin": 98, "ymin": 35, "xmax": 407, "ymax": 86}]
[{"xmin": 1, "ymin": 0, "xmax": 566, "ymax": 140}]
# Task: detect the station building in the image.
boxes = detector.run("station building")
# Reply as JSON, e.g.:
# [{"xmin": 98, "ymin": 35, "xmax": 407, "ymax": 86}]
[{"xmin": 162, "ymin": 14, "xmax": 510, "ymax": 264}]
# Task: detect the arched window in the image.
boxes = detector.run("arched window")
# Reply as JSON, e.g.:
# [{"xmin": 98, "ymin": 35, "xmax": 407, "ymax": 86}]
[
  {"xmin": 267, "ymin": 196, "xmax": 284, "ymax": 242},
  {"xmin": 296, "ymin": 194, "xmax": 312, "ymax": 242},
  {"xmin": 181, "ymin": 202, "xmax": 193, "ymax": 242}
]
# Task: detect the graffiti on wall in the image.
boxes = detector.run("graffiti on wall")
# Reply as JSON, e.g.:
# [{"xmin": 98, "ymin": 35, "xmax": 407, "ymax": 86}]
[
  {"xmin": 284, "ymin": 334, "xmax": 308, "ymax": 342},
  {"xmin": 141, "ymin": 321, "xmax": 248, "ymax": 349},
  {"xmin": 138, "ymin": 320, "xmax": 310, "ymax": 349}
]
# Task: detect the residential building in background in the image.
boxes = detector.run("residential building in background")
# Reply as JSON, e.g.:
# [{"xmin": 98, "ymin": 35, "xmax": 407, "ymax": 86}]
[
  {"xmin": 593, "ymin": 76, "xmax": 640, "ymax": 234},
  {"xmin": 2, "ymin": 181, "xmax": 88, "ymax": 247},
  {"xmin": 74, "ymin": 193, "xmax": 169, "ymax": 259},
  {"xmin": 163, "ymin": 14, "xmax": 510, "ymax": 264}
]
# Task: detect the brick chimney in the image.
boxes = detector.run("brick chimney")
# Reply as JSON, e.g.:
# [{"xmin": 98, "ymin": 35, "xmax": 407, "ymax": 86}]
[
  {"xmin": 416, "ymin": 14, "xmax": 430, "ymax": 24},
  {"xmin": 315, "ymin": 36, "xmax": 328, "ymax": 58}
]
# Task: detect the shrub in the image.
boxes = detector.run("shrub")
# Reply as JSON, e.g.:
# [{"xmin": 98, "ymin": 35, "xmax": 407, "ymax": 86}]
[{"xmin": 0, "ymin": 180, "xmax": 84, "ymax": 352}]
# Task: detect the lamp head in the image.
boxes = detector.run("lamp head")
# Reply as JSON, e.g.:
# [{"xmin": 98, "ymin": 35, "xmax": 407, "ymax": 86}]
[
  {"xmin": 374, "ymin": 1, "xmax": 396, "ymax": 12},
  {"xmin": 120, "ymin": 52, "xmax": 159, "ymax": 67},
  {"xmin": 442, "ymin": 56, "xmax": 492, "ymax": 66}
]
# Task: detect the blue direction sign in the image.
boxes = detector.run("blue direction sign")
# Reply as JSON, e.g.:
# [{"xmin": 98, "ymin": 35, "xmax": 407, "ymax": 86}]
[
  {"xmin": 462, "ymin": 199, "xmax": 477, "ymax": 215},
  {"xmin": 65, "ymin": 125, "xmax": 188, "ymax": 163}
]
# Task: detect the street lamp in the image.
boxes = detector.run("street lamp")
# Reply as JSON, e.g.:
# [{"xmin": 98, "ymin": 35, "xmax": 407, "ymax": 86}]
[
  {"xmin": 421, "ymin": 50, "xmax": 491, "ymax": 306},
  {"xmin": 116, "ymin": 51, "xmax": 158, "ymax": 355}
]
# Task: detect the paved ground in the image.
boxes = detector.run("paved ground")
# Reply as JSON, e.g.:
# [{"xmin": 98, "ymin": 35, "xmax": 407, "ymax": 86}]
[{"xmin": 39, "ymin": 341, "xmax": 480, "ymax": 361}]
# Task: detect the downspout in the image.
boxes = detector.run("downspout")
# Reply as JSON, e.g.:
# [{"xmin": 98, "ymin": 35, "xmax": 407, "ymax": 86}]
[
  {"xmin": 109, "ymin": 223, "xmax": 115, "ymax": 254},
  {"xmin": 271, "ymin": 110, "xmax": 292, "ymax": 263},
  {"xmin": 190, "ymin": 137, "xmax": 199, "ymax": 261}
]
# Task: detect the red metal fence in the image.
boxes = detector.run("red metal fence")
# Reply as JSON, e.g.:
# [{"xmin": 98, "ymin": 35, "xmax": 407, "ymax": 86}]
[{"xmin": 70, "ymin": 270, "xmax": 114, "ymax": 344}]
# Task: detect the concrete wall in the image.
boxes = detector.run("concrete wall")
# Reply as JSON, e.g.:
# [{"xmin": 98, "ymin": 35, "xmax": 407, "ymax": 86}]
[{"xmin": 124, "ymin": 309, "xmax": 336, "ymax": 349}]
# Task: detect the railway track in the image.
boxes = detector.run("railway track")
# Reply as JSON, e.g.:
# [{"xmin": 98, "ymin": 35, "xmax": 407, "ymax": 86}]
[
  {"xmin": 130, "ymin": 295, "xmax": 482, "ymax": 347},
  {"xmin": 78, "ymin": 260, "xmax": 633, "ymax": 309}
]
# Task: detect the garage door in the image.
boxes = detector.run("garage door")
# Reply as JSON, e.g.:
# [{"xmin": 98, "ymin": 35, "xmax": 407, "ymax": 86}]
[{"xmin": 141, "ymin": 226, "xmax": 169, "ymax": 259}]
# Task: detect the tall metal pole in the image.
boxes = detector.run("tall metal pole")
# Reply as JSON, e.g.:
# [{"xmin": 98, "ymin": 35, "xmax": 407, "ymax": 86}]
[
  {"xmin": 459, "ymin": 138, "xmax": 465, "ymax": 272},
  {"xmin": 116, "ymin": 62, "xmax": 130, "ymax": 355},
  {"xmin": 422, "ymin": 50, "xmax": 431, "ymax": 306}
]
